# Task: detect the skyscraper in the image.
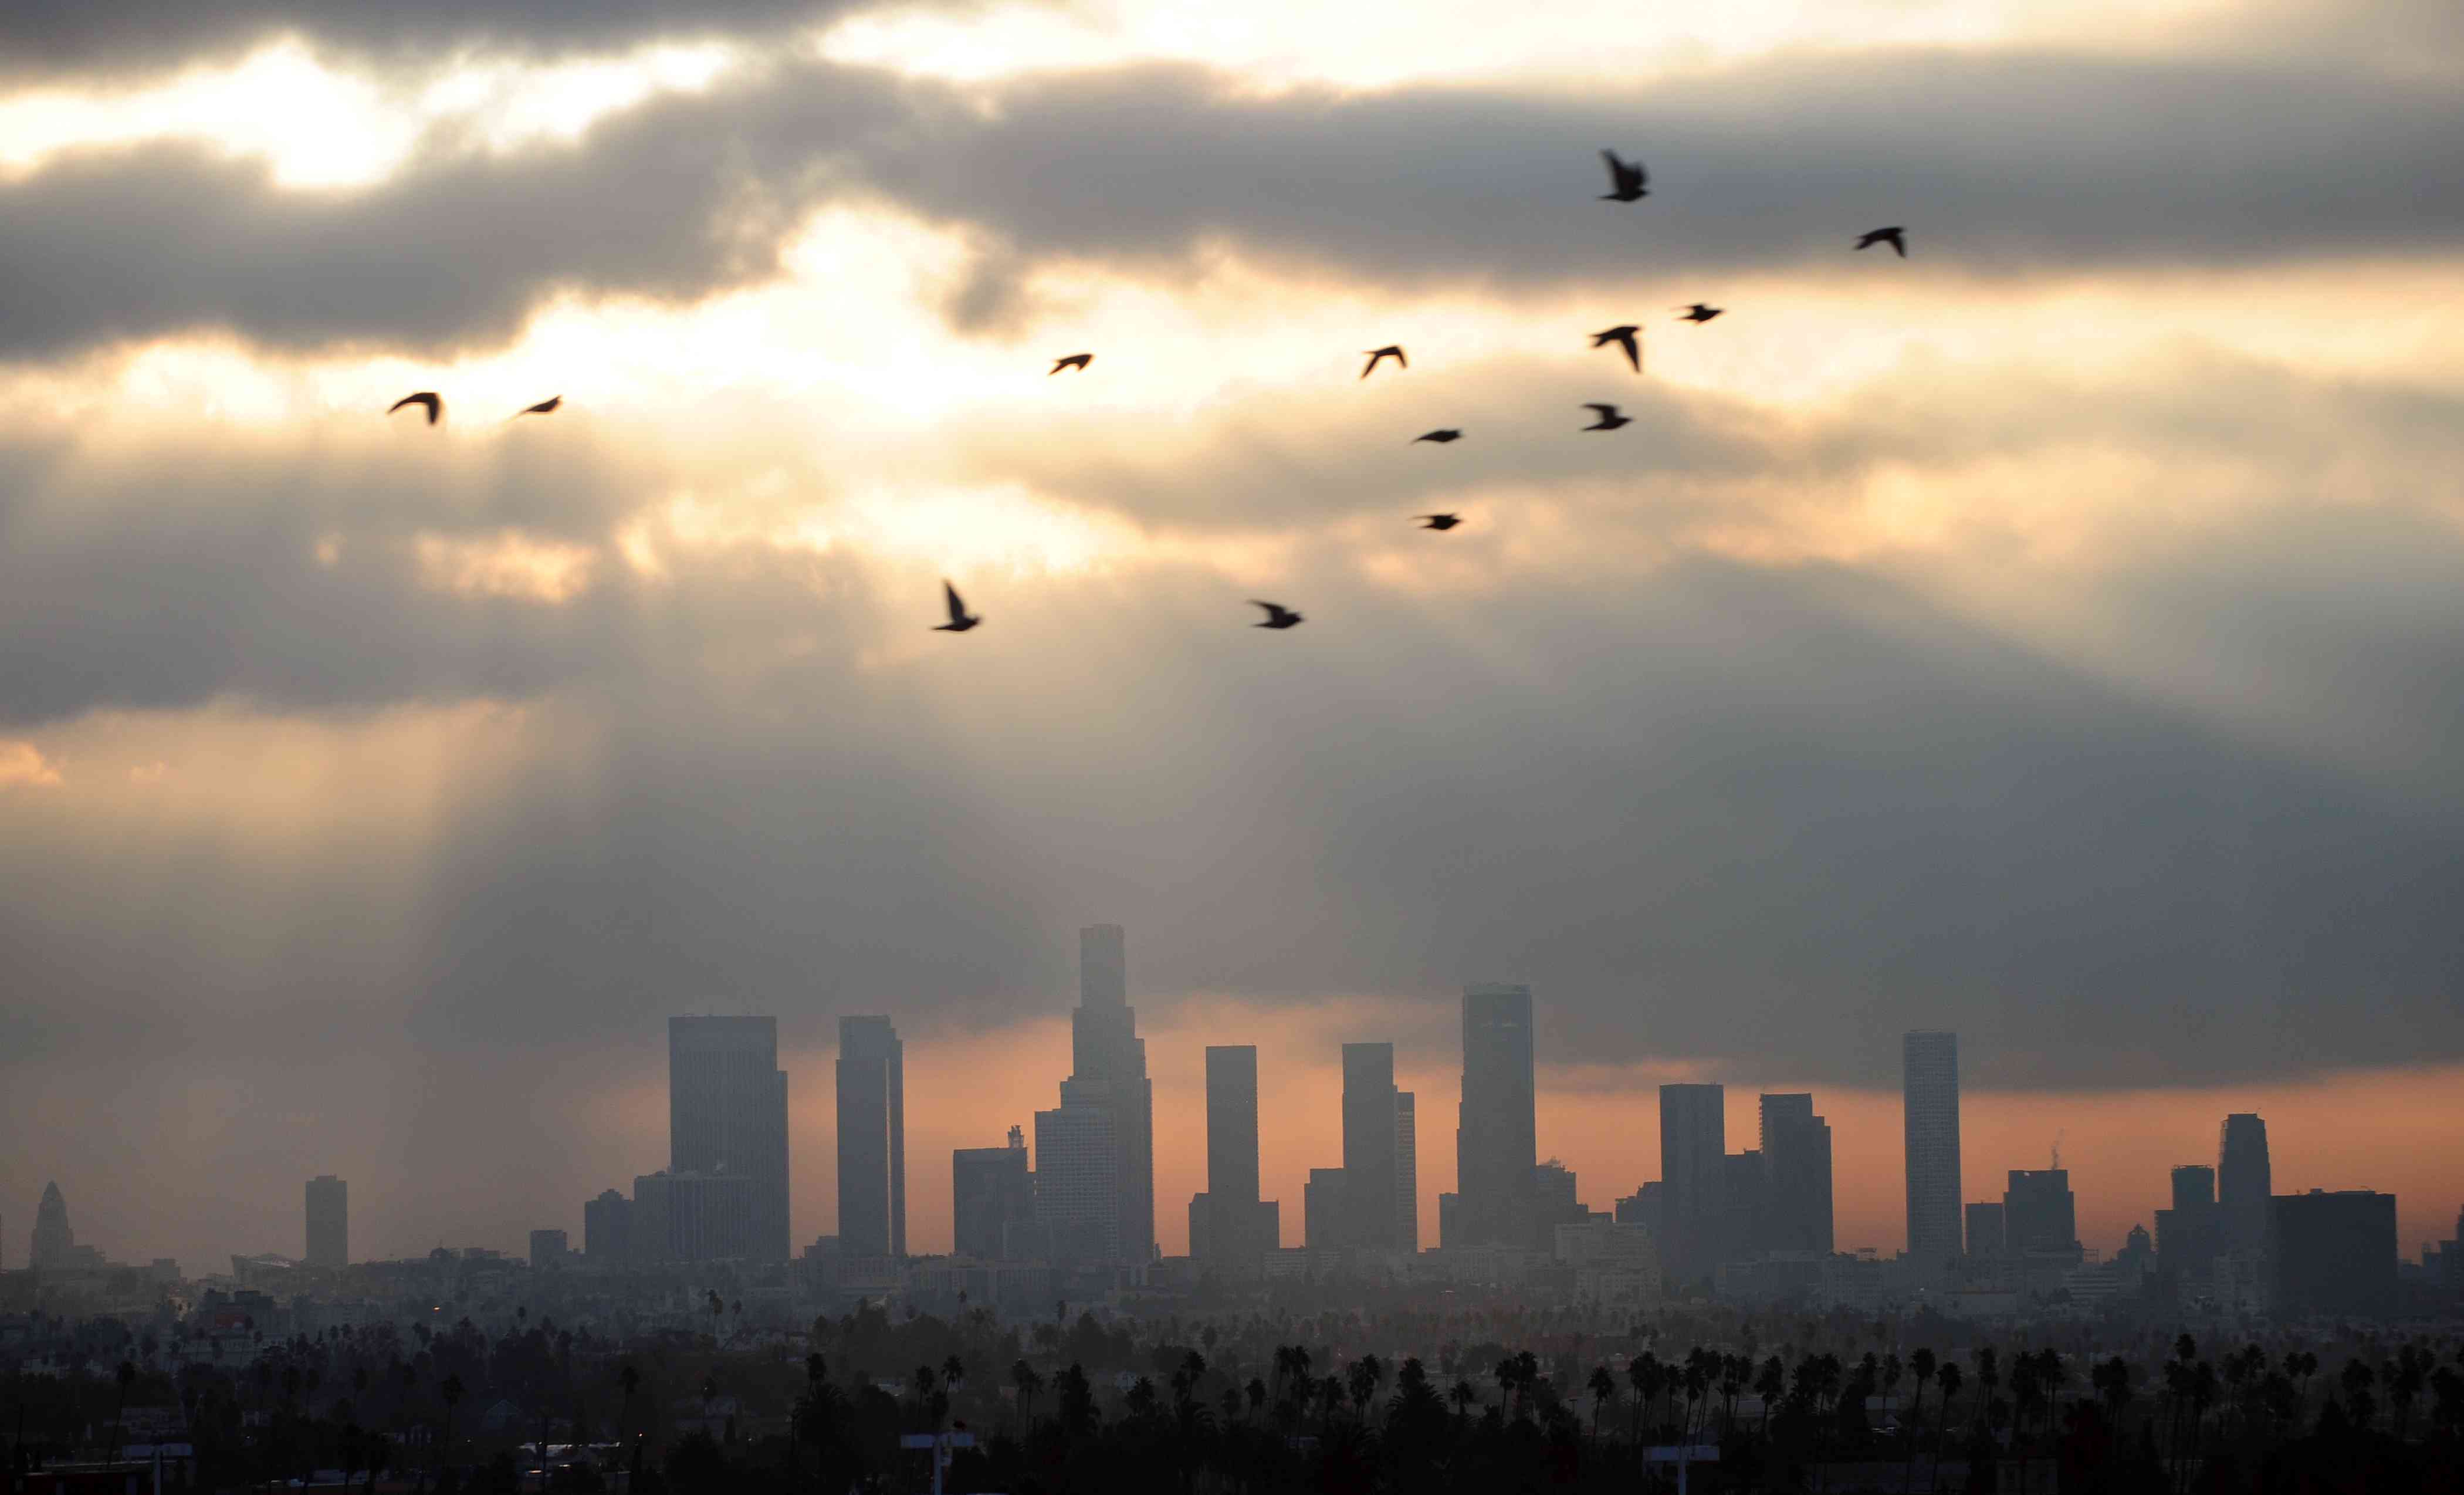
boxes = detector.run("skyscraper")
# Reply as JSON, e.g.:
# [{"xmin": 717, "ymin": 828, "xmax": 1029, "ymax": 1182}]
[
  {"xmin": 1759, "ymin": 1094, "xmax": 1835, "ymax": 1255},
  {"xmin": 633, "ymin": 1169, "xmax": 755, "ymax": 1262},
  {"xmin": 1453, "ymin": 984, "xmax": 1538, "ymax": 1248},
  {"xmin": 669, "ymin": 1016, "xmax": 791, "ymax": 1260},
  {"xmin": 953, "ymin": 1127, "xmax": 1035, "ymax": 1260},
  {"xmin": 837, "ymin": 1015, "xmax": 907, "ymax": 1258},
  {"xmin": 30, "ymin": 1182, "xmax": 75, "ymax": 1270},
  {"xmin": 2269, "ymin": 1189, "xmax": 2397, "ymax": 1318},
  {"xmin": 304, "ymin": 1175, "xmax": 347, "ymax": 1269},
  {"xmin": 1659, "ymin": 1083, "xmax": 1726, "ymax": 1282},
  {"xmin": 584, "ymin": 1189, "xmax": 634, "ymax": 1263},
  {"xmin": 1057, "ymin": 925, "xmax": 1154, "ymax": 1263},
  {"xmin": 2218, "ymin": 1113, "xmax": 2272, "ymax": 1255},
  {"xmin": 1964, "ymin": 1201, "xmax": 2006, "ymax": 1259},
  {"xmin": 1304, "ymin": 1168, "xmax": 1346, "ymax": 1250},
  {"xmin": 2003, "ymin": 1169, "xmax": 2080, "ymax": 1257},
  {"xmin": 1342, "ymin": 1043, "xmax": 1401, "ymax": 1250},
  {"xmin": 1034, "ymin": 1103, "xmax": 1120, "ymax": 1263},
  {"xmin": 1903, "ymin": 1031, "xmax": 1963, "ymax": 1276},
  {"xmin": 1192, "ymin": 1046, "xmax": 1278, "ymax": 1266},
  {"xmin": 1395, "ymin": 1090, "xmax": 1419, "ymax": 1254}
]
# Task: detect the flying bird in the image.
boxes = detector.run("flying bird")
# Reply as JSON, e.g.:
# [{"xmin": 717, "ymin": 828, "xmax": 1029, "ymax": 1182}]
[
  {"xmin": 1413, "ymin": 428, "xmax": 1462, "ymax": 444},
  {"xmin": 933, "ymin": 581, "xmax": 981, "ymax": 632},
  {"xmin": 1673, "ymin": 304, "xmax": 1723, "ymax": 323},
  {"xmin": 512, "ymin": 396, "xmax": 562, "ymax": 418},
  {"xmin": 1582, "ymin": 403, "xmax": 1632, "ymax": 431},
  {"xmin": 1856, "ymin": 226, "xmax": 1907, "ymax": 258},
  {"xmin": 1591, "ymin": 324, "xmax": 1643, "ymax": 373},
  {"xmin": 1050, "ymin": 353, "xmax": 1092, "ymax": 374},
  {"xmin": 1360, "ymin": 345, "xmax": 1407, "ymax": 379},
  {"xmin": 1417, "ymin": 513, "xmax": 1462, "ymax": 531},
  {"xmin": 388, "ymin": 392, "xmax": 442, "ymax": 424},
  {"xmin": 1249, "ymin": 600, "xmax": 1305, "ymax": 630},
  {"xmin": 1599, "ymin": 150, "xmax": 1648, "ymax": 202}
]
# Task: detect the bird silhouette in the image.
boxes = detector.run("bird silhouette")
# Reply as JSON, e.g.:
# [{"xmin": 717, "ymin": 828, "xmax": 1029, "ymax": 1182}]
[
  {"xmin": 933, "ymin": 581, "xmax": 981, "ymax": 632},
  {"xmin": 1249, "ymin": 600, "xmax": 1305, "ymax": 630},
  {"xmin": 1674, "ymin": 304, "xmax": 1722, "ymax": 323},
  {"xmin": 1417, "ymin": 513, "xmax": 1462, "ymax": 531},
  {"xmin": 513, "ymin": 396, "xmax": 562, "ymax": 418},
  {"xmin": 1413, "ymin": 428, "xmax": 1462, "ymax": 444},
  {"xmin": 1582, "ymin": 404, "xmax": 1632, "ymax": 431},
  {"xmin": 1360, "ymin": 346, "xmax": 1407, "ymax": 379},
  {"xmin": 1599, "ymin": 150, "xmax": 1648, "ymax": 202},
  {"xmin": 1856, "ymin": 226, "xmax": 1907, "ymax": 258},
  {"xmin": 1050, "ymin": 353, "xmax": 1092, "ymax": 374},
  {"xmin": 1591, "ymin": 325, "xmax": 1643, "ymax": 373},
  {"xmin": 388, "ymin": 392, "xmax": 442, "ymax": 424}
]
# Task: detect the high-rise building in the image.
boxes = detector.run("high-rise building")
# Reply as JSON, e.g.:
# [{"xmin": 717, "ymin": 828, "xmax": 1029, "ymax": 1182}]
[
  {"xmin": 2156, "ymin": 1164, "xmax": 2221, "ymax": 1283},
  {"xmin": 2269, "ymin": 1189, "xmax": 2396, "ymax": 1318},
  {"xmin": 529, "ymin": 1229, "xmax": 570, "ymax": 1268},
  {"xmin": 669, "ymin": 1016, "xmax": 791, "ymax": 1260},
  {"xmin": 1615, "ymin": 1181, "xmax": 1666, "ymax": 1236},
  {"xmin": 1453, "ymin": 984, "xmax": 1538, "ymax": 1249},
  {"xmin": 837, "ymin": 1016, "xmax": 907, "ymax": 1258},
  {"xmin": 2003, "ymin": 1169, "xmax": 2080, "ymax": 1257},
  {"xmin": 1340, "ymin": 1043, "xmax": 1402, "ymax": 1250},
  {"xmin": 584, "ymin": 1189, "xmax": 634, "ymax": 1263},
  {"xmin": 2218, "ymin": 1114, "xmax": 2272, "ymax": 1256},
  {"xmin": 1304, "ymin": 1168, "xmax": 1348, "ymax": 1251},
  {"xmin": 1721, "ymin": 1149, "xmax": 1766, "ymax": 1263},
  {"xmin": 30, "ymin": 1182, "xmax": 75, "ymax": 1270},
  {"xmin": 953, "ymin": 1127, "xmax": 1035, "ymax": 1261},
  {"xmin": 1903, "ymin": 1031, "xmax": 1963, "ymax": 1276},
  {"xmin": 1033, "ymin": 1104, "xmax": 1119, "ymax": 1264},
  {"xmin": 1759, "ymin": 1094, "xmax": 1835, "ymax": 1255},
  {"xmin": 1395, "ymin": 1091, "xmax": 1419, "ymax": 1253},
  {"xmin": 1659, "ymin": 1083, "xmax": 1726, "ymax": 1282},
  {"xmin": 1964, "ymin": 1201, "xmax": 2006, "ymax": 1259},
  {"xmin": 632, "ymin": 1170, "xmax": 756, "ymax": 1262},
  {"xmin": 1190, "ymin": 1045, "xmax": 1279, "ymax": 1266},
  {"xmin": 304, "ymin": 1176, "xmax": 347, "ymax": 1269},
  {"xmin": 1056, "ymin": 925, "xmax": 1155, "ymax": 1263}
]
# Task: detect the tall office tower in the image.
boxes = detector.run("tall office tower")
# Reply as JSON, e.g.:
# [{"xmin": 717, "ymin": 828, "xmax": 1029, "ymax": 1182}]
[
  {"xmin": 1659, "ymin": 1083, "xmax": 1727, "ymax": 1282},
  {"xmin": 1304, "ymin": 1169, "xmax": 1348, "ymax": 1250},
  {"xmin": 669, "ymin": 1016, "xmax": 791, "ymax": 1260},
  {"xmin": 30, "ymin": 1182, "xmax": 74, "ymax": 1269},
  {"xmin": 584, "ymin": 1189, "xmax": 634, "ymax": 1263},
  {"xmin": 1454, "ymin": 984, "xmax": 1539, "ymax": 1248},
  {"xmin": 1341, "ymin": 1043, "xmax": 1402, "ymax": 1250},
  {"xmin": 2003, "ymin": 1169, "xmax": 2080, "ymax": 1256},
  {"xmin": 2156, "ymin": 1162, "xmax": 2222, "ymax": 1281},
  {"xmin": 1034, "ymin": 1104, "xmax": 1121, "ymax": 1263},
  {"xmin": 1192, "ymin": 1046, "xmax": 1277, "ymax": 1265},
  {"xmin": 1395, "ymin": 1091, "xmax": 1420, "ymax": 1253},
  {"xmin": 1759, "ymin": 1094, "xmax": 1835, "ymax": 1255},
  {"xmin": 2173, "ymin": 1164, "xmax": 2216, "ymax": 1209},
  {"xmin": 2269, "ymin": 1190, "xmax": 2397, "ymax": 1318},
  {"xmin": 2218, "ymin": 1114, "xmax": 2272, "ymax": 1254},
  {"xmin": 1964, "ymin": 1201, "xmax": 2006, "ymax": 1259},
  {"xmin": 304, "ymin": 1176, "xmax": 348, "ymax": 1269},
  {"xmin": 1902, "ymin": 1031, "xmax": 1964, "ymax": 1276},
  {"xmin": 953, "ymin": 1128, "xmax": 1036, "ymax": 1260},
  {"xmin": 1615, "ymin": 1181, "xmax": 1665, "ymax": 1236},
  {"xmin": 529, "ymin": 1229, "xmax": 570, "ymax": 1268},
  {"xmin": 836, "ymin": 1016, "xmax": 907, "ymax": 1258},
  {"xmin": 1721, "ymin": 1149, "xmax": 1766, "ymax": 1262},
  {"xmin": 1057, "ymin": 925, "xmax": 1155, "ymax": 1263},
  {"xmin": 633, "ymin": 1170, "xmax": 756, "ymax": 1262}
]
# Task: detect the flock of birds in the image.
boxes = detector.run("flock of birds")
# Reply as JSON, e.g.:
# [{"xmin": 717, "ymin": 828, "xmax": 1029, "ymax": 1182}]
[{"xmin": 386, "ymin": 149, "xmax": 1908, "ymax": 637}]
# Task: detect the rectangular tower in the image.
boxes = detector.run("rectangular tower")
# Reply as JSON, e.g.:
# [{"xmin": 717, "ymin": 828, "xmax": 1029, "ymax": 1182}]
[
  {"xmin": 1034, "ymin": 1104, "xmax": 1120, "ymax": 1264},
  {"xmin": 952, "ymin": 1127, "xmax": 1034, "ymax": 1261},
  {"xmin": 1194, "ymin": 1045, "xmax": 1275, "ymax": 1266},
  {"xmin": 1759, "ymin": 1094, "xmax": 1835, "ymax": 1256},
  {"xmin": 1659, "ymin": 1084, "xmax": 1726, "ymax": 1281},
  {"xmin": 1902, "ymin": 1031, "xmax": 1963, "ymax": 1276},
  {"xmin": 1058, "ymin": 925, "xmax": 1154, "ymax": 1263},
  {"xmin": 1454, "ymin": 984, "xmax": 1538, "ymax": 1248},
  {"xmin": 836, "ymin": 1015, "xmax": 907, "ymax": 1258},
  {"xmin": 304, "ymin": 1176, "xmax": 347, "ymax": 1270},
  {"xmin": 2218, "ymin": 1114, "xmax": 2272, "ymax": 1256},
  {"xmin": 1395, "ymin": 1090, "xmax": 1419, "ymax": 1254},
  {"xmin": 670, "ymin": 1016, "xmax": 791, "ymax": 1260},
  {"xmin": 1342, "ymin": 1043, "xmax": 1400, "ymax": 1250}
]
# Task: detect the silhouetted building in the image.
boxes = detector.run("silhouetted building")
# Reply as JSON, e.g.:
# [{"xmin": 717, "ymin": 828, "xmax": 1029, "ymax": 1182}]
[
  {"xmin": 1305, "ymin": 1168, "xmax": 1347, "ymax": 1252},
  {"xmin": 1759, "ymin": 1094, "xmax": 1835, "ymax": 1256},
  {"xmin": 1534, "ymin": 1159, "xmax": 1592, "ymax": 1229},
  {"xmin": 1903, "ymin": 1031, "xmax": 1963, "ymax": 1277},
  {"xmin": 953, "ymin": 1127, "xmax": 1035, "ymax": 1261},
  {"xmin": 584, "ymin": 1189, "xmax": 633, "ymax": 1263},
  {"xmin": 1453, "ymin": 984, "xmax": 1538, "ymax": 1249},
  {"xmin": 633, "ymin": 1169, "xmax": 756, "ymax": 1262},
  {"xmin": 1965, "ymin": 1201, "xmax": 2006, "ymax": 1259},
  {"xmin": 669, "ymin": 1016, "xmax": 790, "ymax": 1260},
  {"xmin": 837, "ymin": 1015, "xmax": 906, "ymax": 1258},
  {"xmin": 2156, "ymin": 1164, "xmax": 2221, "ymax": 1283},
  {"xmin": 1191, "ymin": 1046, "xmax": 1278, "ymax": 1266},
  {"xmin": 1615, "ymin": 1182, "xmax": 1666, "ymax": 1236},
  {"xmin": 2004, "ymin": 1169, "xmax": 2080, "ymax": 1256},
  {"xmin": 1659, "ymin": 1083, "xmax": 1725, "ymax": 1283},
  {"xmin": 1721, "ymin": 1149, "xmax": 1766, "ymax": 1262},
  {"xmin": 29, "ymin": 1182, "xmax": 96, "ymax": 1270},
  {"xmin": 1395, "ymin": 1091, "xmax": 1419, "ymax": 1253},
  {"xmin": 1033, "ymin": 1103, "xmax": 1119, "ymax": 1264},
  {"xmin": 529, "ymin": 1229, "xmax": 569, "ymax": 1268},
  {"xmin": 2219, "ymin": 1114, "xmax": 2272, "ymax": 1256},
  {"xmin": 304, "ymin": 1175, "xmax": 347, "ymax": 1270},
  {"xmin": 1342, "ymin": 1043, "xmax": 1402, "ymax": 1250},
  {"xmin": 2269, "ymin": 1189, "xmax": 2397, "ymax": 1318},
  {"xmin": 1058, "ymin": 925, "xmax": 1155, "ymax": 1263}
]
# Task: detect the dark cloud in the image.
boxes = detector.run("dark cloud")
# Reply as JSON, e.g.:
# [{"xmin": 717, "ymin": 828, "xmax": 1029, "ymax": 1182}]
[{"xmin": 5, "ymin": 49, "xmax": 2462, "ymax": 359}]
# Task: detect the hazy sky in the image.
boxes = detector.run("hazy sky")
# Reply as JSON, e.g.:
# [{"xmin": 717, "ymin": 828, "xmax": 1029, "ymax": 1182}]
[{"xmin": 3, "ymin": 0, "xmax": 2460, "ymax": 1273}]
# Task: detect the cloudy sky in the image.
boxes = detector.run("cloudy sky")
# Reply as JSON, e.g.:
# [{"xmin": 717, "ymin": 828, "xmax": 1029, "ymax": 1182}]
[{"xmin": 4, "ymin": 0, "xmax": 2460, "ymax": 1273}]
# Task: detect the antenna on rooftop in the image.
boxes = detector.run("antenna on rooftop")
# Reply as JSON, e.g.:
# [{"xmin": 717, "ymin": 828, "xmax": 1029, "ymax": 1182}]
[{"xmin": 2051, "ymin": 1132, "xmax": 2064, "ymax": 1171}]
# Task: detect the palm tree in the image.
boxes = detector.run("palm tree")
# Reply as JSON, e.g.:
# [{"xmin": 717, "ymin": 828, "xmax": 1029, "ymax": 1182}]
[
  {"xmin": 1448, "ymin": 1378, "xmax": 1477, "ymax": 1426},
  {"xmin": 1011, "ymin": 1359, "xmax": 1042, "ymax": 1434},
  {"xmin": 109, "ymin": 1359, "xmax": 136, "ymax": 1463},
  {"xmin": 1931, "ymin": 1363, "xmax": 1964, "ymax": 1494},
  {"xmin": 1627, "ymin": 1352, "xmax": 1660, "ymax": 1443},
  {"xmin": 1585, "ymin": 1366, "xmax": 1616, "ymax": 1442},
  {"xmin": 1902, "ymin": 1349, "xmax": 1937, "ymax": 1494},
  {"xmin": 435, "ymin": 1373, "xmax": 465, "ymax": 1491}
]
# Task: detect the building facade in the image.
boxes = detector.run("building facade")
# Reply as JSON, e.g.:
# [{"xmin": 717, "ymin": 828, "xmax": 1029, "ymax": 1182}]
[
  {"xmin": 1056, "ymin": 925, "xmax": 1154, "ymax": 1263},
  {"xmin": 669, "ymin": 1015, "xmax": 791, "ymax": 1260},
  {"xmin": 837, "ymin": 1015, "xmax": 908, "ymax": 1258},
  {"xmin": 952, "ymin": 1128, "xmax": 1035, "ymax": 1261},
  {"xmin": 1902, "ymin": 1031, "xmax": 1964, "ymax": 1277},
  {"xmin": 1759, "ymin": 1094, "xmax": 1835, "ymax": 1255},
  {"xmin": 1453, "ymin": 984, "xmax": 1538, "ymax": 1249},
  {"xmin": 1659, "ymin": 1083, "xmax": 1726, "ymax": 1283},
  {"xmin": 304, "ymin": 1175, "xmax": 347, "ymax": 1270}
]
